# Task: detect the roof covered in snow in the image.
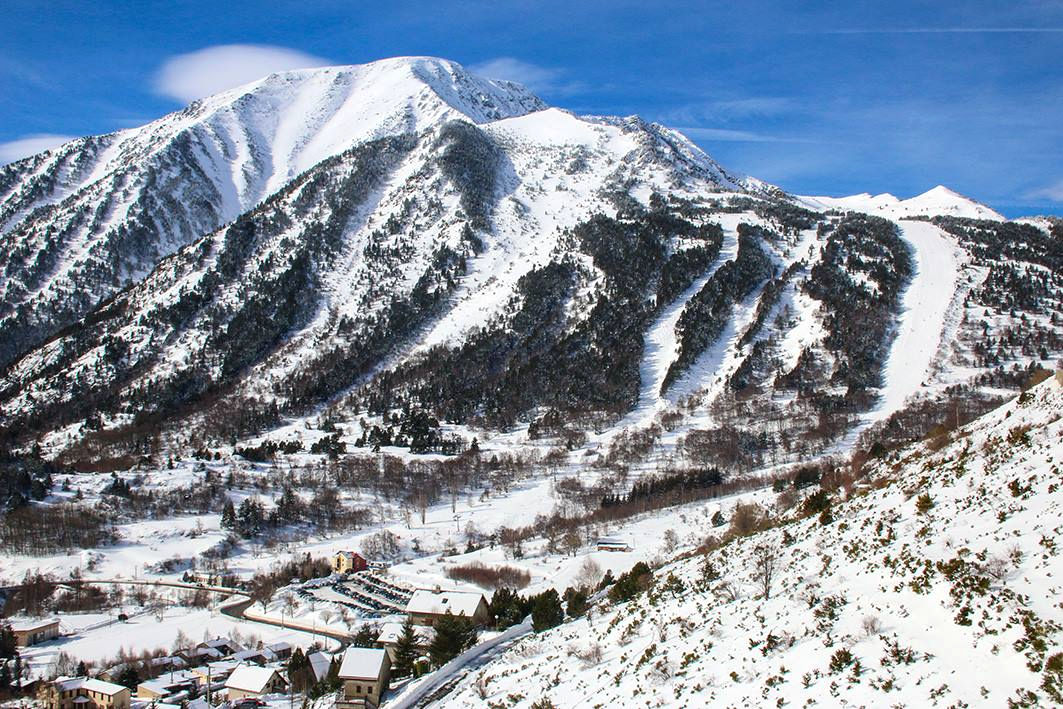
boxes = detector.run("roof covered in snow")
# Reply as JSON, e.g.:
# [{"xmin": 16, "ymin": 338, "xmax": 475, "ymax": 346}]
[
  {"xmin": 307, "ymin": 652, "xmax": 332, "ymax": 682},
  {"xmin": 338, "ymin": 647, "xmax": 388, "ymax": 680},
  {"xmin": 405, "ymin": 589, "xmax": 486, "ymax": 617},
  {"xmin": 9, "ymin": 617, "xmax": 60, "ymax": 632},
  {"xmin": 224, "ymin": 666, "xmax": 284, "ymax": 693},
  {"xmin": 376, "ymin": 622, "xmax": 434, "ymax": 645},
  {"xmin": 54, "ymin": 677, "xmax": 128, "ymax": 696}
]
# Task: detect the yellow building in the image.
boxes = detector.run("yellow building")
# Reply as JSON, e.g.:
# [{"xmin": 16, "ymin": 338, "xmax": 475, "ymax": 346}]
[
  {"xmin": 332, "ymin": 551, "xmax": 368, "ymax": 574},
  {"xmin": 42, "ymin": 677, "xmax": 131, "ymax": 709},
  {"xmin": 11, "ymin": 618, "xmax": 61, "ymax": 646}
]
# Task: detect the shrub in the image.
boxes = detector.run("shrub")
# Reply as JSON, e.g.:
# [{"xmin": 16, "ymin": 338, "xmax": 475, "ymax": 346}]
[
  {"xmin": 915, "ymin": 494, "xmax": 935, "ymax": 515},
  {"xmin": 829, "ymin": 648, "xmax": 855, "ymax": 674},
  {"xmin": 445, "ymin": 562, "xmax": 531, "ymax": 590},
  {"xmin": 608, "ymin": 562, "xmax": 654, "ymax": 603},
  {"xmin": 564, "ymin": 587, "xmax": 589, "ymax": 618},
  {"xmin": 802, "ymin": 490, "xmax": 832, "ymax": 517},
  {"xmin": 727, "ymin": 501, "xmax": 769, "ymax": 538},
  {"xmin": 1043, "ymin": 652, "xmax": 1063, "ymax": 703}
]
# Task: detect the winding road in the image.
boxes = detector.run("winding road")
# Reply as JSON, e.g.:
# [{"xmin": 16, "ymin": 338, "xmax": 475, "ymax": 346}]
[{"xmin": 387, "ymin": 618, "xmax": 534, "ymax": 709}]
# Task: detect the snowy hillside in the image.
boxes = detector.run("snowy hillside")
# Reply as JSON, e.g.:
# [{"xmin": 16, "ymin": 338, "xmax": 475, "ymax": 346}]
[
  {"xmin": 439, "ymin": 373, "xmax": 1063, "ymax": 708},
  {"xmin": 0, "ymin": 55, "xmax": 1058, "ymax": 549},
  {"xmin": 0, "ymin": 56, "xmax": 545, "ymax": 366}
]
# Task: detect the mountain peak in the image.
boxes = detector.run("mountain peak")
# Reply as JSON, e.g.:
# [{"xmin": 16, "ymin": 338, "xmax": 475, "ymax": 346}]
[
  {"xmin": 797, "ymin": 185, "xmax": 1003, "ymax": 221},
  {"xmin": 193, "ymin": 55, "xmax": 546, "ymax": 127},
  {"xmin": 902, "ymin": 184, "xmax": 1004, "ymax": 220}
]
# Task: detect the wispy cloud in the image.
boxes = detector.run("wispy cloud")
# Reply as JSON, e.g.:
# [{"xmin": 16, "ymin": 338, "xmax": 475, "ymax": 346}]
[
  {"xmin": 674, "ymin": 126, "xmax": 816, "ymax": 143},
  {"xmin": 811, "ymin": 27, "xmax": 1063, "ymax": 34},
  {"xmin": 0, "ymin": 133, "xmax": 76, "ymax": 164},
  {"xmin": 1025, "ymin": 179, "xmax": 1063, "ymax": 202},
  {"xmin": 468, "ymin": 57, "xmax": 584, "ymax": 95},
  {"xmin": 154, "ymin": 44, "xmax": 330, "ymax": 104},
  {"xmin": 661, "ymin": 97, "xmax": 794, "ymax": 126}
]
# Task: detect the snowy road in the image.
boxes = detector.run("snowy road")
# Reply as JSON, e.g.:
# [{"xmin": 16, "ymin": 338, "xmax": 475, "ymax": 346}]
[{"xmin": 388, "ymin": 618, "xmax": 534, "ymax": 708}]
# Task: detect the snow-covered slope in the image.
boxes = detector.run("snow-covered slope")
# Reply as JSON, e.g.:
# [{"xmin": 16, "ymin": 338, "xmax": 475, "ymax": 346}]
[
  {"xmin": 0, "ymin": 79, "xmax": 763, "ymax": 452},
  {"xmin": 798, "ymin": 185, "xmax": 1005, "ymax": 221},
  {"xmin": 440, "ymin": 373, "xmax": 1063, "ymax": 707},
  {"xmin": 1, "ymin": 57, "xmax": 1059, "ymax": 472},
  {"xmin": 0, "ymin": 56, "xmax": 545, "ymax": 366}
]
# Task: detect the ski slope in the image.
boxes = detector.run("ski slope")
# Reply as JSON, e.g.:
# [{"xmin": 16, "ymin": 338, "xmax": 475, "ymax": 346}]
[{"xmin": 866, "ymin": 220, "xmax": 964, "ymax": 423}]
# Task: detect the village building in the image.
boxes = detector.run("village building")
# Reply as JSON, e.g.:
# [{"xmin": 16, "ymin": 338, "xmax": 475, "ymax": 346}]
[
  {"xmin": 189, "ymin": 658, "xmax": 241, "ymax": 690},
  {"xmin": 176, "ymin": 646, "xmax": 223, "ymax": 665},
  {"xmin": 231, "ymin": 648, "xmax": 274, "ymax": 666},
  {"xmin": 266, "ymin": 641, "xmax": 293, "ymax": 661},
  {"xmin": 375, "ymin": 622, "xmax": 434, "ymax": 662},
  {"xmin": 405, "ymin": 589, "xmax": 490, "ymax": 627},
  {"xmin": 307, "ymin": 651, "xmax": 333, "ymax": 684},
  {"xmin": 10, "ymin": 618, "xmax": 61, "ymax": 647},
  {"xmin": 135, "ymin": 670, "xmax": 202, "ymax": 701},
  {"xmin": 148, "ymin": 656, "xmax": 188, "ymax": 674},
  {"xmin": 224, "ymin": 666, "xmax": 288, "ymax": 701},
  {"xmin": 198, "ymin": 638, "xmax": 245, "ymax": 656},
  {"xmin": 336, "ymin": 647, "xmax": 390, "ymax": 709},
  {"xmin": 596, "ymin": 536, "xmax": 633, "ymax": 552},
  {"xmin": 332, "ymin": 551, "xmax": 368, "ymax": 575},
  {"xmin": 42, "ymin": 677, "xmax": 131, "ymax": 709}
]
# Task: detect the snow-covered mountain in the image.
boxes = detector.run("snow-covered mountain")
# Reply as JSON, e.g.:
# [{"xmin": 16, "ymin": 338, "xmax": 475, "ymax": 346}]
[
  {"xmin": 797, "ymin": 184, "xmax": 1006, "ymax": 221},
  {"xmin": 0, "ymin": 57, "xmax": 1059, "ymax": 471},
  {"xmin": 439, "ymin": 373, "xmax": 1063, "ymax": 708},
  {"xmin": 0, "ymin": 57, "xmax": 547, "ymax": 366}
]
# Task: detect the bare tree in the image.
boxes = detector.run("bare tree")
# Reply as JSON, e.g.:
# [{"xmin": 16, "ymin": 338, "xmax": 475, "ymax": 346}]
[
  {"xmin": 576, "ymin": 557, "xmax": 602, "ymax": 589},
  {"xmin": 250, "ymin": 577, "xmax": 276, "ymax": 613},
  {"xmin": 753, "ymin": 542, "xmax": 781, "ymax": 600},
  {"xmin": 662, "ymin": 529, "xmax": 680, "ymax": 555},
  {"xmin": 561, "ymin": 532, "xmax": 582, "ymax": 557}
]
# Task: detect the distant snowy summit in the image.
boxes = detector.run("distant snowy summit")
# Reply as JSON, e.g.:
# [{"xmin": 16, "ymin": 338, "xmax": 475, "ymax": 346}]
[{"xmin": 797, "ymin": 185, "xmax": 1005, "ymax": 221}]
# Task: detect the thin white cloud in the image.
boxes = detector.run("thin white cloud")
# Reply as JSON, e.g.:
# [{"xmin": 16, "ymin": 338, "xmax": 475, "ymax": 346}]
[
  {"xmin": 813, "ymin": 27, "xmax": 1063, "ymax": 34},
  {"xmin": 1025, "ymin": 179, "xmax": 1063, "ymax": 202},
  {"xmin": 659, "ymin": 97, "xmax": 796, "ymax": 127},
  {"xmin": 0, "ymin": 133, "xmax": 76, "ymax": 164},
  {"xmin": 676, "ymin": 126, "xmax": 816, "ymax": 143},
  {"xmin": 154, "ymin": 44, "xmax": 330, "ymax": 104},
  {"xmin": 708, "ymin": 97, "xmax": 793, "ymax": 118},
  {"xmin": 468, "ymin": 57, "xmax": 583, "ymax": 95}
]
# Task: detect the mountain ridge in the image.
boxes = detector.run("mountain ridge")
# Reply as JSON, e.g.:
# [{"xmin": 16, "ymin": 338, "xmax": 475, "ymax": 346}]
[{"xmin": 0, "ymin": 57, "xmax": 1058, "ymax": 475}]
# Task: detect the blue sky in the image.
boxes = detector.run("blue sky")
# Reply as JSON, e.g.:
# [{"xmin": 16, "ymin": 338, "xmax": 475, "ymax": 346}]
[{"xmin": 2, "ymin": 1, "xmax": 1061, "ymax": 216}]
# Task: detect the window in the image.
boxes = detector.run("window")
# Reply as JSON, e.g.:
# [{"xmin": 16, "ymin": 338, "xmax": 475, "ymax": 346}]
[{"xmin": 355, "ymin": 685, "xmax": 362, "ymax": 694}]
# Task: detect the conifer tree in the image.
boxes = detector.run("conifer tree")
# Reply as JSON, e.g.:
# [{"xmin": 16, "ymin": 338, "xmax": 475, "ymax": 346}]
[
  {"xmin": 392, "ymin": 618, "xmax": 418, "ymax": 678},
  {"xmin": 531, "ymin": 589, "xmax": 563, "ymax": 632},
  {"xmin": 237, "ymin": 498, "xmax": 263, "ymax": 537},
  {"xmin": 429, "ymin": 612, "xmax": 477, "ymax": 666},
  {"xmin": 115, "ymin": 666, "xmax": 140, "ymax": 690},
  {"xmin": 220, "ymin": 499, "xmax": 236, "ymax": 530},
  {"xmin": 287, "ymin": 647, "xmax": 312, "ymax": 692}
]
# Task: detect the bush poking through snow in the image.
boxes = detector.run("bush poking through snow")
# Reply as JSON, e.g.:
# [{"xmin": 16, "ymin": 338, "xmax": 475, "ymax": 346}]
[
  {"xmin": 915, "ymin": 493, "xmax": 935, "ymax": 515},
  {"xmin": 445, "ymin": 562, "xmax": 531, "ymax": 590}
]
